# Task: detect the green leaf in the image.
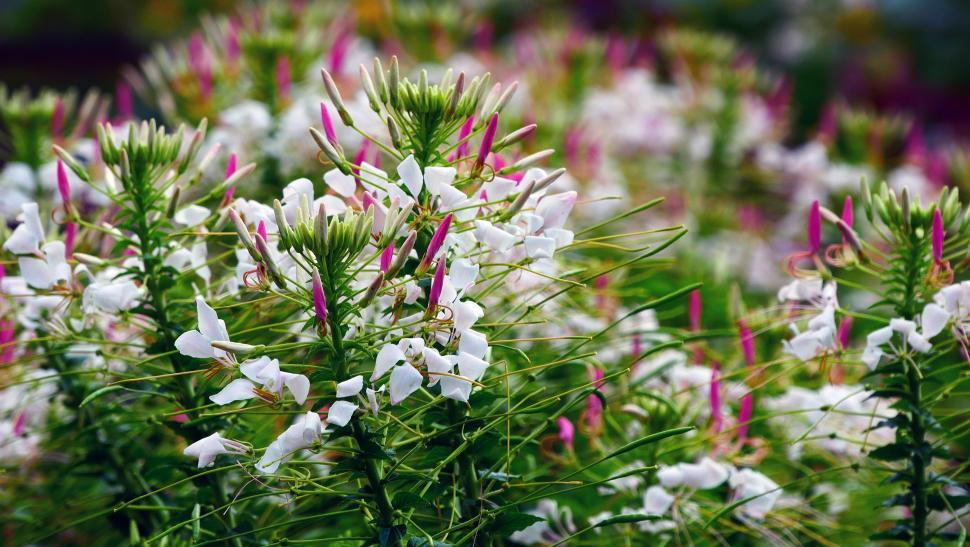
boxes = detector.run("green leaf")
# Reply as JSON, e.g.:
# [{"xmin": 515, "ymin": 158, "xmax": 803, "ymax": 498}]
[
  {"xmin": 79, "ymin": 386, "xmax": 124, "ymax": 408},
  {"xmin": 868, "ymin": 443, "xmax": 911, "ymax": 461},
  {"xmin": 594, "ymin": 513, "xmax": 661, "ymax": 527},
  {"xmin": 490, "ymin": 512, "xmax": 545, "ymax": 536}
]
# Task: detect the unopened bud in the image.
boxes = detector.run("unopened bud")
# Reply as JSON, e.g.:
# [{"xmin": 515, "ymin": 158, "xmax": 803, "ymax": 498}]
[
  {"xmin": 166, "ymin": 186, "xmax": 181, "ymax": 219},
  {"xmin": 73, "ymin": 252, "xmax": 105, "ymax": 266},
  {"xmin": 386, "ymin": 230, "xmax": 417, "ymax": 279},
  {"xmin": 310, "ymin": 127, "xmax": 350, "ymax": 174},
  {"xmin": 210, "ymin": 340, "xmax": 262, "ymax": 354},
  {"xmin": 533, "ymin": 167, "xmax": 566, "ymax": 193},
  {"xmin": 502, "ymin": 180, "xmax": 535, "ymax": 220},
  {"xmin": 360, "ymin": 64, "xmax": 381, "ymax": 112},
  {"xmin": 321, "ymin": 68, "xmax": 353, "ymax": 126},
  {"xmin": 229, "ymin": 208, "xmax": 259, "ymax": 261},
  {"xmin": 361, "ymin": 271, "xmax": 385, "ymax": 307},
  {"xmin": 315, "ymin": 202, "xmax": 329, "ymax": 256},
  {"xmin": 500, "ymin": 149, "xmax": 554, "ymax": 174},
  {"xmin": 273, "ymin": 199, "xmax": 292, "ymax": 252},
  {"xmin": 255, "ymin": 233, "xmax": 285, "ymax": 288},
  {"xmin": 495, "ymin": 124, "xmax": 536, "ymax": 151}
]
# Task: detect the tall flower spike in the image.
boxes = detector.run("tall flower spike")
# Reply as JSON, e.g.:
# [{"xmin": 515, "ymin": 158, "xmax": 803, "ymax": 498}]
[
  {"xmin": 932, "ymin": 208, "xmax": 945, "ymax": 263},
  {"xmin": 417, "ymin": 213, "xmax": 453, "ymax": 275},
  {"xmin": 473, "ymin": 113, "xmax": 499, "ymax": 175},
  {"xmin": 312, "ymin": 270, "xmax": 328, "ymax": 328},
  {"xmin": 808, "ymin": 200, "xmax": 821, "ymax": 254}
]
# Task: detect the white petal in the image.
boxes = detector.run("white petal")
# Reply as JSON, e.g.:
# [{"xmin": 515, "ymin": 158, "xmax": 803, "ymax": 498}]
[
  {"xmin": 524, "ymin": 236, "xmax": 556, "ymax": 259},
  {"xmin": 643, "ymin": 486, "xmax": 674, "ymax": 515},
  {"xmin": 457, "ymin": 352, "xmax": 489, "ymax": 382},
  {"xmin": 282, "ymin": 372, "xmax": 310, "ymax": 404},
  {"xmin": 174, "ymin": 204, "xmax": 211, "ymax": 226},
  {"xmin": 18, "ymin": 256, "xmax": 53, "ymax": 289},
  {"xmin": 195, "ymin": 296, "xmax": 229, "ymax": 342},
  {"xmin": 240, "ymin": 356, "xmax": 276, "ymax": 383},
  {"xmin": 3, "ymin": 202, "xmax": 45, "ymax": 254},
  {"xmin": 336, "ymin": 375, "xmax": 364, "ymax": 398},
  {"xmin": 174, "ymin": 330, "xmax": 215, "ymax": 359},
  {"xmin": 866, "ymin": 326, "xmax": 893, "ymax": 346},
  {"xmin": 907, "ymin": 331, "xmax": 932, "ymax": 353},
  {"xmin": 389, "ymin": 364, "xmax": 423, "ymax": 404},
  {"xmin": 327, "ymin": 400, "xmax": 357, "ymax": 427},
  {"xmin": 453, "ymin": 300, "xmax": 484, "ymax": 332},
  {"xmin": 256, "ymin": 440, "xmax": 286, "ymax": 473},
  {"xmin": 422, "ymin": 347, "xmax": 454, "ymax": 387},
  {"xmin": 302, "ymin": 411, "xmax": 323, "ymax": 443},
  {"xmin": 680, "ymin": 458, "xmax": 729, "ymax": 489},
  {"xmin": 323, "ymin": 168, "xmax": 357, "ymax": 197},
  {"xmin": 890, "ymin": 318, "xmax": 916, "ymax": 335},
  {"xmin": 862, "ymin": 345, "xmax": 884, "ymax": 370},
  {"xmin": 372, "ymin": 344, "xmax": 405, "ymax": 381},
  {"xmin": 397, "ymin": 155, "xmax": 423, "ymax": 198},
  {"xmin": 544, "ymin": 228, "xmax": 574, "ymax": 248},
  {"xmin": 438, "ymin": 375, "xmax": 472, "ymax": 403},
  {"xmin": 209, "ymin": 378, "xmax": 257, "ymax": 405},
  {"xmin": 366, "ymin": 386, "xmax": 383, "ymax": 416},
  {"xmin": 535, "ymin": 191, "xmax": 576, "ymax": 230},
  {"xmin": 449, "ymin": 259, "xmax": 479, "ymax": 291},
  {"xmin": 424, "ymin": 166, "xmax": 456, "ymax": 196},
  {"xmin": 921, "ymin": 303, "xmax": 950, "ymax": 339},
  {"xmin": 657, "ymin": 466, "xmax": 685, "ymax": 488},
  {"xmin": 459, "ymin": 329, "xmax": 488, "ymax": 359}
]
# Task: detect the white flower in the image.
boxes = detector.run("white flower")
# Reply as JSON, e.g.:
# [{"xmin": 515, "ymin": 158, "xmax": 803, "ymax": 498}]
[
  {"xmin": 210, "ymin": 356, "xmax": 309, "ymax": 405},
  {"xmin": 183, "ymin": 432, "xmax": 247, "ymax": 468},
  {"xmin": 389, "ymin": 363, "xmax": 423, "ymax": 404},
  {"xmin": 18, "ymin": 241, "xmax": 72, "ymax": 289},
  {"xmin": 673, "ymin": 457, "xmax": 730, "ymax": 490},
  {"xmin": 4, "ymin": 202, "xmax": 45, "ymax": 255},
  {"xmin": 175, "ymin": 297, "xmax": 233, "ymax": 361},
  {"xmin": 173, "ymin": 204, "xmax": 212, "ymax": 226},
  {"xmin": 729, "ymin": 469, "xmax": 781, "ymax": 519},
  {"xmin": 82, "ymin": 272, "xmax": 144, "ymax": 314},
  {"xmin": 643, "ymin": 485, "xmax": 674, "ymax": 515},
  {"xmin": 327, "ymin": 400, "xmax": 357, "ymax": 427},
  {"xmin": 783, "ymin": 304, "xmax": 837, "ymax": 361},
  {"xmin": 336, "ymin": 375, "xmax": 364, "ymax": 397},
  {"xmin": 256, "ymin": 411, "xmax": 323, "ymax": 473}
]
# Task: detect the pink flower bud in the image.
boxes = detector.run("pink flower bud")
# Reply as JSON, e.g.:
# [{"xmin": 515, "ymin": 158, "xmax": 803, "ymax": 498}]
[
  {"xmin": 257, "ymin": 220, "xmax": 268, "ymax": 242},
  {"xmin": 474, "ymin": 113, "xmax": 499, "ymax": 173},
  {"xmin": 738, "ymin": 320, "xmax": 755, "ymax": 367},
  {"xmin": 451, "ymin": 116, "xmax": 475, "ymax": 161},
  {"xmin": 837, "ymin": 316, "xmax": 853, "ymax": 349},
  {"xmin": 418, "ymin": 213, "xmax": 453, "ymax": 273},
  {"xmin": 737, "ymin": 392, "xmax": 754, "ymax": 440},
  {"xmin": 312, "ymin": 270, "xmax": 328, "ymax": 326},
  {"xmin": 329, "ymin": 26, "xmax": 351, "ymax": 75},
  {"xmin": 116, "ymin": 81, "xmax": 133, "ymax": 121},
  {"xmin": 12, "ymin": 411, "xmax": 25, "ymax": 436},
  {"xmin": 689, "ymin": 289, "xmax": 702, "ymax": 332},
  {"xmin": 710, "ymin": 363, "xmax": 723, "ymax": 433},
  {"xmin": 225, "ymin": 153, "xmax": 238, "ymax": 179},
  {"xmin": 362, "ymin": 191, "xmax": 377, "ymax": 214},
  {"xmin": 379, "ymin": 242, "xmax": 395, "ymax": 273},
  {"xmin": 64, "ymin": 222, "xmax": 77, "ymax": 259},
  {"xmin": 226, "ymin": 18, "xmax": 241, "ymax": 65},
  {"xmin": 932, "ymin": 208, "xmax": 945, "ymax": 263},
  {"xmin": 320, "ymin": 102, "xmax": 338, "ymax": 146},
  {"xmin": 584, "ymin": 368, "xmax": 605, "ymax": 433},
  {"xmin": 808, "ymin": 200, "xmax": 821, "ymax": 254},
  {"xmin": 56, "ymin": 160, "xmax": 71, "ymax": 206},
  {"xmin": 352, "ymin": 140, "xmax": 370, "ymax": 176},
  {"xmin": 276, "ymin": 57, "xmax": 291, "ymax": 101},
  {"xmin": 428, "ymin": 259, "xmax": 446, "ymax": 313},
  {"xmin": 52, "ymin": 98, "xmax": 64, "ymax": 137},
  {"xmin": 557, "ymin": 416, "xmax": 575, "ymax": 451},
  {"xmin": 841, "ymin": 195, "xmax": 854, "ymax": 229}
]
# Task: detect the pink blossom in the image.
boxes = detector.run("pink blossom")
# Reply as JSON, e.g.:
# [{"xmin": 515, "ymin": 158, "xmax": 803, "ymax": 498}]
[
  {"xmin": 557, "ymin": 417, "xmax": 575, "ymax": 451},
  {"xmin": 451, "ymin": 117, "xmax": 475, "ymax": 161},
  {"xmin": 320, "ymin": 102, "xmax": 338, "ymax": 145},
  {"xmin": 256, "ymin": 220, "xmax": 268, "ymax": 242},
  {"xmin": 52, "ymin": 98, "xmax": 64, "ymax": 137},
  {"xmin": 56, "ymin": 160, "xmax": 71, "ymax": 207},
  {"xmin": 379, "ymin": 243, "xmax": 395, "ymax": 273},
  {"xmin": 474, "ymin": 113, "xmax": 499, "ymax": 173},
  {"xmin": 418, "ymin": 214, "xmax": 453, "ymax": 274},
  {"xmin": 737, "ymin": 392, "xmax": 754, "ymax": 440}
]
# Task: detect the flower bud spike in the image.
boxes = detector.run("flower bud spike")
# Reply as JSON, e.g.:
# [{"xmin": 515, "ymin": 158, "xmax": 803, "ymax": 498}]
[
  {"xmin": 427, "ymin": 259, "xmax": 446, "ymax": 315},
  {"xmin": 932, "ymin": 208, "xmax": 945, "ymax": 262},
  {"xmin": 320, "ymin": 102, "xmax": 338, "ymax": 145},
  {"xmin": 417, "ymin": 214, "xmax": 453, "ymax": 275},
  {"xmin": 373, "ymin": 57, "xmax": 388, "ymax": 102},
  {"xmin": 386, "ymin": 230, "xmax": 416, "ymax": 280},
  {"xmin": 380, "ymin": 242, "xmax": 395, "ymax": 273},
  {"xmin": 230, "ymin": 208, "xmax": 259, "ymax": 261},
  {"xmin": 808, "ymin": 200, "xmax": 821, "ymax": 254},
  {"xmin": 387, "ymin": 116, "xmax": 402, "ymax": 150},
  {"xmin": 312, "ymin": 270, "xmax": 328, "ymax": 327},
  {"xmin": 709, "ymin": 364, "xmax": 723, "ymax": 433},
  {"xmin": 321, "ymin": 67, "xmax": 352, "ymax": 126},
  {"xmin": 474, "ymin": 113, "xmax": 499, "ymax": 175}
]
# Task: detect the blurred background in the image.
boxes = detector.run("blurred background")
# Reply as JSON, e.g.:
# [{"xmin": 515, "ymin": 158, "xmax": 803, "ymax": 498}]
[{"xmin": 3, "ymin": 0, "xmax": 970, "ymax": 144}]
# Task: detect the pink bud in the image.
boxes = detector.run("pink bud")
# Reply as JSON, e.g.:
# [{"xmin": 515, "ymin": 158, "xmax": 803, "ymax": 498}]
[
  {"xmin": 276, "ymin": 57, "xmax": 291, "ymax": 101},
  {"xmin": 226, "ymin": 18, "xmax": 241, "ymax": 65},
  {"xmin": 379, "ymin": 242, "xmax": 395, "ymax": 273},
  {"xmin": 451, "ymin": 116, "xmax": 475, "ymax": 161},
  {"xmin": 737, "ymin": 392, "xmax": 754, "ymax": 440},
  {"xmin": 557, "ymin": 416, "xmax": 575, "ymax": 451},
  {"xmin": 932, "ymin": 208, "xmax": 945, "ymax": 262},
  {"xmin": 329, "ymin": 26, "xmax": 351, "ymax": 75},
  {"xmin": 419, "ymin": 214, "xmax": 453, "ymax": 272},
  {"xmin": 116, "ymin": 81, "xmax": 133, "ymax": 120},
  {"xmin": 709, "ymin": 363, "xmax": 723, "ymax": 433},
  {"xmin": 52, "ymin": 98, "xmax": 64, "ymax": 137},
  {"xmin": 362, "ymin": 191, "xmax": 377, "ymax": 214},
  {"xmin": 428, "ymin": 259, "xmax": 446, "ymax": 313},
  {"xmin": 320, "ymin": 102, "xmax": 338, "ymax": 145},
  {"xmin": 56, "ymin": 160, "xmax": 71, "ymax": 206},
  {"xmin": 474, "ymin": 113, "xmax": 499, "ymax": 172},
  {"xmin": 837, "ymin": 316, "xmax": 853, "ymax": 349},
  {"xmin": 841, "ymin": 195, "xmax": 853, "ymax": 229},
  {"xmin": 64, "ymin": 222, "xmax": 77, "ymax": 259},
  {"xmin": 352, "ymin": 140, "xmax": 370, "ymax": 176},
  {"xmin": 808, "ymin": 200, "xmax": 821, "ymax": 254},
  {"xmin": 312, "ymin": 271, "xmax": 328, "ymax": 325},
  {"xmin": 738, "ymin": 321, "xmax": 755, "ymax": 366},
  {"xmin": 689, "ymin": 289, "xmax": 702, "ymax": 332},
  {"xmin": 584, "ymin": 368, "xmax": 605, "ymax": 432},
  {"xmin": 225, "ymin": 153, "xmax": 238, "ymax": 179},
  {"xmin": 12, "ymin": 411, "xmax": 26, "ymax": 436},
  {"xmin": 256, "ymin": 220, "xmax": 268, "ymax": 242}
]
